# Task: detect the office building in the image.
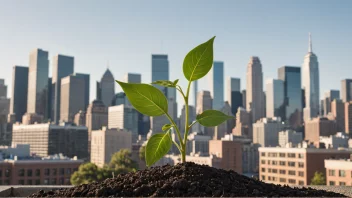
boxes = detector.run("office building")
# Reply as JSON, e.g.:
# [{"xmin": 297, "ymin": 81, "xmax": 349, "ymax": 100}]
[
  {"xmin": 331, "ymin": 99, "xmax": 345, "ymax": 132},
  {"xmin": 345, "ymin": 101, "xmax": 352, "ymax": 136},
  {"xmin": 341, "ymin": 79, "xmax": 352, "ymax": 102},
  {"xmin": 21, "ymin": 113, "xmax": 43, "ymax": 125},
  {"xmin": 196, "ymin": 91, "xmax": 212, "ymax": 114},
  {"xmin": 323, "ymin": 90, "xmax": 340, "ymax": 116},
  {"xmin": 325, "ymin": 156, "xmax": 352, "ymax": 186},
  {"xmin": 151, "ymin": 55, "xmax": 175, "ymax": 100},
  {"xmin": 0, "ymin": 115, "xmax": 12, "ymax": 146},
  {"xmin": 226, "ymin": 77, "xmax": 242, "ymax": 115},
  {"xmin": 123, "ymin": 73, "xmax": 141, "ymax": 84},
  {"xmin": 186, "ymin": 132, "xmax": 212, "ymax": 155},
  {"xmin": 97, "ymin": 68, "xmax": 115, "ymax": 107},
  {"xmin": 12, "ymin": 123, "xmax": 88, "ymax": 159},
  {"xmin": 60, "ymin": 75, "xmax": 85, "ymax": 122},
  {"xmin": 73, "ymin": 73, "xmax": 90, "ymax": 111},
  {"xmin": 253, "ymin": 117, "xmax": 285, "ymax": 147},
  {"xmin": 213, "ymin": 102, "xmax": 234, "ymax": 140},
  {"xmin": 74, "ymin": 110, "xmax": 86, "ymax": 126},
  {"xmin": 90, "ymin": 127, "xmax": 132, "ymax": 168},
  {"xmin": 27, "ymin": 48, "xmax": 49, "ymax": 118},
  {"xmin": 233, "ymin": 107, "xmax": 252, "ymax": 138},
  {"xmin": 0, "ymin": 79, "xmax": 6, "ymax": 98},
  {"xmin": 265, "ymin": 79, "xmax": 284, "ymax": 119},
  {"xmin": 242, "ymin": 90, "xmax": 246, "ymax": 109},
  {"xmin": 278, "ymin": 130, "xmax": 303, "ymax": 148},
  {"xmin": 246, "ymin": 56, "xmax": 264, "ymax": 123},
  {"xmin": 0, "ymin": 79, "xmax": 10, "ymax": 116},
  {"xmin": 305, "ymin": 117, "xmax": 337, "ymax": 147},
  {"xmin": 156, "ymin": 154, "xmax": 221, "ymax": 169},
  {"xmin": 108, "ymin": 105, "xmax": 138, "ymax": 142},
  {"xmin": 320, "ymin": 132, "xmax": 349, "ymax": 149},
  {"xmin": 51, "ymin": 55, "xmax": 74, "ymax": 123},
  {"xmin": 179, "ymin": 105, "xmax": 196, "ymax": 136},
  {"xmin": 259, "ymin": 147, "xmax": 352, "ymax": 186},
  {"xmin": 9, "ymin": 66, "xmax": 28, "ymax": 122},
  {"xmin": 278, "ymin": 66, "xmax": 302, "ymax": 128},
  {"xmin": 0, "ymin": 144, "xmax": 30, "ymax": 158},
  {"xmin": 302, "ymin": 34, "xmax": 320, "ymax": 121},
  {"xmin": 209, "ymin": 61, "xmax": 224, "ymax": 110}
]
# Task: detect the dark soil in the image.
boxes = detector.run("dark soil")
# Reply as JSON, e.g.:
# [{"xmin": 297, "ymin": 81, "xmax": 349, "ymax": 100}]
[{"xmin": 30, "ymin": 162, "xmax": 345, "ymax": 197}]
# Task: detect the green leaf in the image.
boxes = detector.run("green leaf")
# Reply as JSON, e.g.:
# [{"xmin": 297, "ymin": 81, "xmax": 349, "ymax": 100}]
[
  {"xmin": 183, "ymin": 36, "xmax": 215, "ymax": 81},
  {"xmin": 196, "ymin": 110, "xmax": 234, "ymax": 127},
  {"xmin": 162, "ymin": 124, "xmax": 172, "ymax": 131},
  {"xmin": 151, "ymin": 80, "xmax": 176, "ymax": 88},
  {"xmin": 173, "ymin": 79, "xmax": 179, "ymax": 86},
  {"xmin": 145, "ymin": 131, "xmax": 172, "ymax": 166},
  {"xmin": 116, "ymin": 81, "xmax": 168, "ymax": 116}
]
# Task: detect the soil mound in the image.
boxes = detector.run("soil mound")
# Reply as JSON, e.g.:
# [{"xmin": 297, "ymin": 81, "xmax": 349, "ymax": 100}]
[{"xmin": 30, "ymin": 162, "xmax": 345, "ymax": 197}]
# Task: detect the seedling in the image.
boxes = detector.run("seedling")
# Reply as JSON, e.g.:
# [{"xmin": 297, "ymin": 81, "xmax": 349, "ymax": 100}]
[{"xmin": 116, "ymin": 36, "xmax": 234, "ymax": 166}]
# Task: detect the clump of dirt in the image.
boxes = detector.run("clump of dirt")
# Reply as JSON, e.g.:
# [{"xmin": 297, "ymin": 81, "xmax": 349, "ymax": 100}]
[{"xmin": 30, "ymin": 162, "xmax": 345, "ymax": 197}]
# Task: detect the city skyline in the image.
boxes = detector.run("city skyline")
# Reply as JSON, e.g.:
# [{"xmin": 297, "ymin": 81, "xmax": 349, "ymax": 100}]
[{"xmin": 1, "ymin": 1, "xmax": 352, "ymax": 115}]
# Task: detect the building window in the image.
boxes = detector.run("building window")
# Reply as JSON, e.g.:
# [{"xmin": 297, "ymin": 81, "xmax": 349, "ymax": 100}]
[
  {"xmin": 272, "ymin": 177, "xmax": 277, "ymax": 181},
  {"xmin": 298, "ymin": 162, "xmax": 304, "ymax": 168},
  {"xmin": 288, "ymin": 179, "xmax": 296, "ymax": 184},
  {"xmin": 268, "ymin": 153, "xmax": 277, "ymax": 157},
  {"xmin": 66, "ymin": 168, "xmax": 71, "ymax": 175},
  {"xmin": 18, "ymin": 169, "xmax": 25, "ymax": 177},
  {"xmin": 60, "ymin": 168, "xmax": 65, "ymax": 175},
  {"xmin": 288, "ymin": 153, "xmax": 296, "ymax": 158},
  {"xmin": 268, "ymin": 168, "xmax": 272, "ymax": 173},
  {"xmin": 4, "ymin": 180, "xmax": 9, "ymax": 185},
  {"xmin": 52, "ymin": 169, "xmax": 57, "ymax": 176},
  {"xmin": 27, "ymin": 180, "xmax": 32, "ymax": 185},
  {"xmin": 261, "ymin": 160, "xmax": 265, "ymax": 164},
  {"xmin": 5, "ymin": 169, "xmax": 10, "ymax": 177},
  {"xmin": 35, "ymin": 169, "xmax": 40, "ymax": 176},
  {"xmin": 0, "ymin": 180, "xmax": 2, "ymax": 185},
  {"xmin": 298, "ymin": 171, "xmax": 304, "ymax": 177},
  {"xmin": 65, "ymin": 178, "xmax": 70, "ymax": 184},
  {"xmin": 261, "ymin": 168, "xmax": 265, "ymax": 172},
  {"xmin": 35, "ymin": 180, "xmax": 40, "ymax": 185},
  {"xmin": 328, "ymin": 170, "xmax": 335, "ymax": 176},
  {"xmin": 261, "ymin": 152, "xmax": 265, "ymax": 157},
  {"xmin": 268, "ymin": 176, "xmax": 271, "ymax": 181},
  {"xmin": 73, "ymin": 168, "xmax": 78, "ymax": 172},
  {"xmin": 44, "ymin": 169, "xmax": 50, "ymax": 176},
  {"xmin": 329, "ymin": 181, "xmax": 335, "ymax": 186},
  {"xmin": 298, "ymin": 153, "xmax": 304, "ymax": 158},
  {"xmin": 339, "ymin": 182, "xmax": 346, "ymax": 186},
  {"xmin": 51, "ymin": 179, "xmax": 57, "ymax": 185},
  {"xmin": 288, "ymin": 170, "xmax": 295, "ymax": 175},
  {"xmin": 18, "ymin": 180, "xmax": 25, "ymax": 185},
  {"xmin": 272, "ymin": 161, "xmax": 278, "ymax": 165},
  {"xmin": 279, "ymin": 178, "xmax": 286, "ymax": 182},
  {"xmin": 59, "ymin": 178, "xmax": 64, "ymax": 185},
  {"xmin": 279, "ymin": 170, "xmax": 286, "ymax": 174},
  {"xmin": 0, "ymin": 170, "xmax": 2, "ymax": 177},
  {"xmin": 27, "ymin": 169, "xmax": 33, "ymax": 177},
  {"xmin": 272, "ymin": 169, "xmax": 278, "ymax": 173},
  {"xmin": 279, "ymin": 153, "xmax": 285, "ymax": 157},
  {"xmin": 298, "ymin": 181, "xmax": 304, "ymax": 185},
  {"xmin": 279, "ymin": 161, "xmax": 286, "ymax": 166},
  {"xmin": 261, "ymin": 176, "xmax": 265, "ymax": 180},
  {"xmin": 44, "ymin": 179, "xmax": 49, "ymax": 185},
  {"xmin": 288, "ymin": 162, "xmax": 295, "ymax": 167},
  {"xmin": 339, "ymin": 170, "xmax": 346, "ymax": 177}
]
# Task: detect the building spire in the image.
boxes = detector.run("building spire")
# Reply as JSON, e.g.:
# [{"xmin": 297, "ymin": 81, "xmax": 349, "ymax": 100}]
[{"xmin": 308, "ymin": 32, "xmax": 312, "ymax": 52}]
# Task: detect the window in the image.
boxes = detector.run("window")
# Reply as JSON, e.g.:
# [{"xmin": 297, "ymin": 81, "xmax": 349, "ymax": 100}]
[
  {"xmin": 268, "ymin": 176, "xmax": 271, "ymax": 181},
  {"xmin": 279, "ymin": 161, "xmax": 286, "ymax": 166},
  {"xmin": 298, "ymin": 181, "xmax": 304, "ymax": 185},
  {"xmin": 261, "ymin": 176, "xmax": 265, "ymax": 180},
  {"xmin": 279, "ymin": 170, "xmax": 286, "ymax": 174},
  {"xmin": 261, "ymin": 153, "xmax": 265, "ymax": 157},
  {"xmin": 268, "ymin": 160, "xmax": 271, "ymax": 165},
  {"xmin": 5, "ymin": 169, "xmax": 10, "ymax": 177},
  {"xmin": 288, "ymin": 179, "xmax": 296, "ymax": 184},
  {"xmin": 288, "ymin": 162, "xmax": 295, "ymax": 167},
  {"xmin": 0, "ymin": 180, "xmax": 2, "ymax": 185},
  {"xmin": 66, "ymin": 168, "xmax": 71, "ymax": 175},
  {"xmin": 0, "ymin": 170, "xmax": 2, "ymax": 177},
  {"xmin": 18, "ymin": 169, "xmax": 25, "ymax": 177},
  {"xmin": 268, "ymin": 168, "xmax": 272, "ymax": 173},
  {"xmin": 269, "ymin": 153, "xmax": 277, "ymax": 157},
  {"xmin": 288, "ymin": 153, "xmax": 296, "ymax": 158},
  {"xmin": 261, "ymin": 160, "xmax": 266, "ymax": 164},
  {"xmin": 272, "ymin": 169, "xmax": 278, "ymax": 173},
  {"xmin": 65, "ymin": 178, "xmax": 70, "ymax": 184},
  {"xmin": 52, "ymin": 169, "xmax": 57, "ymax": 176},
  {"xmin": 27, "ymin": 180, "xmax": 32, "ymax": 185},
  {"xmin": 73, "ymin": 168, "xmax": 78, "ymax": 172},
  {"xmin": 4, "ymin": 180, "xmax": 10, "ymax": 185},
  {"xmin": 298, "ymin": 171, "xmax": 304, "ymax": 177},
  {"xmin": 272, "ymin": 161, "xmax": 278, "ymax": 165},
  {"xmin": 44, "ymin": 179, "xmax": 49, "ymax": 185},
  {"xmin": 27, "ymin": 169, "xmax": 33, "ymax": 177},
  {"xmin": 272, "ymin": 177, "xmax": 277, "ymax": 181},
  {"xmin": 279, "ymin": 178, "xmax": 286, "ymax": 182},
  {"xmin": 328, "ymin": 170, "xmax": 335, "ymax": 176},
  {"xmin": 298, "ymin": 153, "xmax": 304, "ymax": 158},
  {"xmin": 18, "ymin": 180, "xmax": 24, "ymax": 185},
  {"xmin": 35, "ymin": 180, "xmax": 40, "ymax": 185},
  {"xmin": 44, "ymin": 169, "xmax": 50, "ymax": 176},
  {"xmin": 339, "ymin": 182, "xmax": 346, "ymax": 186},
  {"xmin": 59, "ymin": 178, "xmax": 64, "ymax": 185},
  {"xmin": 298, "ymin": 162, "xmax": 304, "ymax": 168},
  {"xmin": 279, "ymin": 153, "xmax": 285, "ymax": 157},
  {"xmin": 329, "ymin": 181, "xmax": 335, "ymax": 186},
  {"xmin": 51, "ymin": 179, "xmax": 57, "ymax": 185},
  {"xmin": 60, "ymin": 168, "xmax": 65, "ymax": 175},
  {"xmin": 339, "ymin": 170, "xmax": 346, "ymax": 177},
  {"xmin": 288, "ymin": 170, "xmax": 295, "ymax": 175},
  {"xmin": 35, "ymin": 169, "xmax": 40, "ymax": 176},
  {"xmin": 261, "ymin": 168, "xmax": 265, "ymax": 172}
]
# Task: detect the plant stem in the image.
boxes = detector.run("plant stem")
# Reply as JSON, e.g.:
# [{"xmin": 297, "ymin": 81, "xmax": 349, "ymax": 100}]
[
  {"xmin": 165, "ymin": 113, "xmax": 184, "ymax": 152},
  {"xmin": 181, "ymin": 80, "xmax": 193, "ymax": 163}
]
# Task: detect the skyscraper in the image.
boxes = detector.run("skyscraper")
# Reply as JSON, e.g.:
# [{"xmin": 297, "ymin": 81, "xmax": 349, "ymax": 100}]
[
  {"xmin": 151, "ymin": 55, "xmax": 175, "ymax": 100},
  {"xmin": 227, "ymin": 77, "xmax": 242, "ymax": 115},
  {"xmin": 193, "ymin": 80, "xmax": 198, "ymax": 108},
  {"xmin": 108, "ymin": 105, "xmax": 138, "ymax": 142},
  {"xmin": 253, "ymin": 117, "xmax": 285, "ymax": 147},
  {"xmin": 341, "ymin": 79, "xmax": 352, "ymax": 102},
  {"xmin": 52, "ymin": 55, "xmax": 74, "ymax": 123},
  {"xmin": 124, "ymin": 73, "xmax": 141, "ymax": 83},
  {"xmin": 196, "ymin": 91, "xmax": 212, "ymax": 114},
  {"xmin": 242, "ymin": 90, "xmax": 246, "ymax": 109},
  {"xmin": 265, "ymin": 79, "xmax": 284, "ymax": 119},
  {"xmin": 331, "ymin": 99, "xmax": 345, "ymax": 132},
  {"xmin": 246, "ymin": 56, "xmax": 264, "ymax": 123},
  {"xmin": 73, "ymin": 73, "xmax": 90, "ymax": 111},
  {"xmin": 210, "ymin": 61, "xmax": 224, "ymax": 110},
  {"xmin": 232, "ymin": 107, "xmax": 252, "ymax": 138},
  {"xmin": 97, "ymin": 68, "xmax": 115, "ymax": 107},
  {"xmin": 0, "ymin": 79, "xmax": 10, "ymax": 116},
  {"xmin": 9, "ymin": 66, "xmax": 28, "ymax": 122},
  {"xmin": 323, "ymin": 90, "xmax": 340, "ymax": 116},
  {"xmin": 0, "ymin": 79, "xmax": 7, "ymax": 98},
  {"xmin": 27, "ymin": 48, "xmax": 49, "ymax": 118},
  {"xmin": 278, "ymin": 66, "xmax": 302, "ymax": 128},
  {"xmin": 302, "ymin": 33, "xmax": 320, "ymax": 122},
  {"xmin": 60, "ymin": 75, "xmax": 85, "ymax": 122}
]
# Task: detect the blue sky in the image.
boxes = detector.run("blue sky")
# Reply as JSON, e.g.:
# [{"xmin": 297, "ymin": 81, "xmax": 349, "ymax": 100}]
[{"xmin": 1, "ymin": 0, "xmax": 351, "ymax": 114}]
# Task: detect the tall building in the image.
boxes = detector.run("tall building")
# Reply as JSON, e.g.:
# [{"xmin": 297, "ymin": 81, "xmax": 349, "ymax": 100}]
[
  {"xmin": 193, "ymin": 80, "xmax": 198, "ymax": 108},
  {"xmin": 305, "ymin": 117, "xmax": 337, "ymax": 147},
  {"xmin": 213, "ymin": 102, "xmax": 235, "ymax": 140},
  {"xmin": 278, "ymin": 130, "xmax": 303, "ymax": 148},
  {"xmin": 265, "ymin": 79, "xmax": 284, "ymax": 119},
  {"xmin": 196, "ymin": 91, "xmax": 212, "ymax": 114},
  {"xmin": 210, "ymin": 61, "xmax": 224, "ymax": 110},
  {"xmin": 341, "ymin": 79, "xmax": 352, "ymax": 102},
  {"xmin": 51, "ymin": 55, "xmax": 74, "ymax": 123},
  {"xmin": 12, "ymin": 123, "xmax": 88, "ymax": 159},
  {"xmin": 302, "ymin": 33, "xmax": 320, "ymax": 121},
  {"xmin": 27, "ymin": 48, "xmax": 49, "ymax": 118},
  {"xmin": 0, "ymin": 79, "xmax": 10, "ymax": 116},
  {"xmin": 97, "ymin": 68, "xmax": 115, "ymax": 107},
  {"xmin": 246, "ymin": 56, "xmax": 264, "ymax": 123},
  {"xmin": 60, "ymin": 75, "xmax": 85, "ymax": 122},
  {"xmin": 0, "ymin": 115, "xmax": 12, "ymax": 145},
  {"xmin": 0, "ymin": 79, "xmax": 7, "ymax": 98},
  {"xmin": 253, "ymin": 117, "xmax": 285, "ymax": 147},
  {"xmin": 74, "ymin": 110, "xmax": 86, "ymax": 126},
  {"xmin": 111, "ymin": 92, "xmax": 126, "ymax": 106},
  {"xmin": 73, "ymin": 73, "xmax": 90, "ymax": 111},
  {"xmin": 91, "ymin": 127, "xmax": 132, "ymax": 168},
  {"xmin": 242, "ymin": 90, "xmax": 246, "ymax": 109},
  {"xmin": 85, "ymin": 100, "xmax": 108, "ymax": 152},
  {"xmin": 179, "ymin": 105, "xmax": 196, "ymax": 136},
  {"xmin": 259, "ymin": 147, "xmax": 352, "ymax": 186},
  {"xmin": 233, "ymin": 107, "xmax": 252, "ymax": 138},
  {"xmin": 345, "ymin": 101, "xmax": 352, "ymax": 136},
  {"xmin": 331, "ymin": 99, "xmax": 345, "ymax": 132},
  {"xmin": 123, "ymin": 73, "xmax": 141, "ymax": 83},
  {"xmin": 323, "ymin": 90, "xmax": 340, "ymax": 116},
  {"xmin": 151, "ymin": 55, "xmax": 175, "ymax": 100},
  {"xmin": 278, "ymin": 66, "xmax": 302, "ymax": 128},
  {"xmin": 320, "ymin": 132, "xmax": 349, "ymax": 149},
  {"xmin": 108, "ymin": 105, "xmax": 138, "ymax": 142},
  {"xmin": 227, "ymin": 77, "xmax": 242, "ymax": 115},
  {"xmin": 47, "ymin": 78, "xmax": 52, "ymax": 121}
]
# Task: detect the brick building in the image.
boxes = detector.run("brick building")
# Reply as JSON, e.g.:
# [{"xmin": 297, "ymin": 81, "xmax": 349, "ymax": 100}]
[{"xmin": 325, "ymin": 155, "xmax": 352, "ymax": 186}]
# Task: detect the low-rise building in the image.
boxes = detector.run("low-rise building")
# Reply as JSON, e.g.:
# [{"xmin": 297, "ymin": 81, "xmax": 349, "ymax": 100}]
[
  {"xmin": 155, "ymin": 153, "xmax": 221, "ymax": 168},
  {"xmin": 0, "ymin": 144, "xmax": 30, "ymax": 159},
  {"xmin": 325, "ymin": 155, "xmax": 352, "ymax": 186},
  {"xmin": 253, "ymin": 117, "xmax": 285, "ymax": 147},
  {"xmin": 305, "ymin": 117, "xmax": 337, "ymax": 147},
  {"xmin": 278, "ymin": 130, "xmax": 303, "ymax": 148},
  {"xmin": 186, "ymin": 132, "xmax": 212, "ymax": 155},
  {"xmin": 320, "ymin": 132, "xmax": 349, "ymax": 149},
  {"xmin": 259, "ymin": 147, "xmax": 352, "ymax": 186}
]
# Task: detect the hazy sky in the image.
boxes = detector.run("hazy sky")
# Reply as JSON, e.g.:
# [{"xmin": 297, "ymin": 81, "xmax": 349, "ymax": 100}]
[{"xmin": 1, "ymin": 0, "xmax": 351, "ymax": 114}]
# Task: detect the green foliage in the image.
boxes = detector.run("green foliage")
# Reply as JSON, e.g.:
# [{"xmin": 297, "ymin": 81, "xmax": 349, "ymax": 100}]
[
  {"xmin": 115, "ymin": 81, "xmax": 168, "ymax": 116},
  {"xmin": 145, "ymin": 130, "xmax": 172, "ymax": 167},
  {"xmin": 70, "ymin": 163, "xmax": 103, "ymax": 185},
  {"xmin": 109, "ymin": 149, "xmax": 138, "ymax": 170},
  {"xmin": 116, "ymin": 36, "xmax": 234, "ymax": 166},
  {"xmin": 196, "ymin": 110, "xmax": 235, "ymax": 127},
  {"xmin": 310, "ymin": 171, "xmax": 326, "ymax": 185}
]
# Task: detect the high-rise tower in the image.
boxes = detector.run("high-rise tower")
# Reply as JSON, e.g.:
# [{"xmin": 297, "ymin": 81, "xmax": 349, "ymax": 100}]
[
  {"xmin": 209, "ymin": 61, "xmax": 224, "ymax": 110},
  {"xmin": 97, "ymin": 68, "xmax": 115, "ymax": 107},
  {"xmin": 10, "ymin": 66, "xmax": 28, "ymax": 122}
]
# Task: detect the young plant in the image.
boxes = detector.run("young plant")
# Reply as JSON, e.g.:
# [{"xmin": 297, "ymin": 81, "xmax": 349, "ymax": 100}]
[{"xmin": 116, "ymin": 36, "xmax": 234, "ymax": 166}]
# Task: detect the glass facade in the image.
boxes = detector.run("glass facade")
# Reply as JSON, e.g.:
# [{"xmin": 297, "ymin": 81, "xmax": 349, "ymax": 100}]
[
  {"xmin": 74, "ymin": 73, "xmax": 90, "ymax": 111},
  {"xmin": 210, "ymin": 61, "xmax": 224, "ymax": 110},
  {"xmin": 10, "ymin": 66, "xmax": 28, "ymax": 122},
  {"xmin": 278, "ymin": 66, "xmax": 302, "ymax": 128},
  {"xmin": 341, "ymin": 79, "xmax": 352, "ymax": 102},
  {"xmin": 227, "ymin": 77, "xmax": 241, "ymax": 114},
  {"xmin": 265, "ymin": 79, "xmax": 284, "ymax": 119},
  {"xmin": 151, "ymin": 55, "xmax": 173, "ymax": 99}
]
